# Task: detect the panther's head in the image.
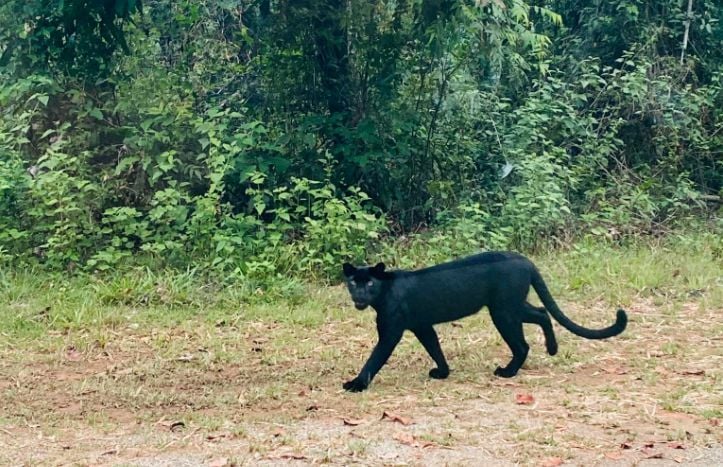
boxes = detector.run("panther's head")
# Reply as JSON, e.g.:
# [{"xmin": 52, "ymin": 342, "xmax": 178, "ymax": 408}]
[{"xmin": 341, "ymin": 262, "xmax": 387, "ymax": 310}]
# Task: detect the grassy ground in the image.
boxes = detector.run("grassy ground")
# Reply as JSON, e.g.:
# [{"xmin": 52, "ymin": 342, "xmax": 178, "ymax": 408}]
[{"xmin": 0, "ymin": 236, "xmax": 721, "ymax": 466}]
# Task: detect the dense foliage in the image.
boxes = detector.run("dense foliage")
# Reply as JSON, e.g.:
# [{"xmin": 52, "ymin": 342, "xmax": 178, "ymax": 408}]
[{"xmin": 1, "ymin": 0, "xmax": 721, "ymax": 278}]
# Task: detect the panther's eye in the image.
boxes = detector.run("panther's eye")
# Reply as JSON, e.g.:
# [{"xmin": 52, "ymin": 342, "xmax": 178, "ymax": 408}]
[{"xmin": 367, "ymin": 280, "xmax": 373, "ymax": 287}]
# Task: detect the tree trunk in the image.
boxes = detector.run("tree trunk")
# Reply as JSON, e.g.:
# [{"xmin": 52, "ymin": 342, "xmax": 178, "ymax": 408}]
[{"xmin": 680, "ymin": 0, "xmax": 694, "ymax": 65}]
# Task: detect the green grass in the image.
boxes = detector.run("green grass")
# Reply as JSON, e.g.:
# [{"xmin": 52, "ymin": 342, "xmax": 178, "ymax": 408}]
[
  {"xmin": 542, "ymin": 233, "xmax": 722, "ymax": 308},
  {"xmin": 0, "ymin": 266, "xmax": 321, "ymax": 345},
  {"xmin": 2, "ymin": 232, "xmax": 719, "ymax": 344}
]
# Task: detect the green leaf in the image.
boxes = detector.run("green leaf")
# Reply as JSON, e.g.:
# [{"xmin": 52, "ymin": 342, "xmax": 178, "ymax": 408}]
[
  {"xmin": 140, "ymin": 119, "xmax": 154, "ymax": 131},
  {"xmin": 89, "ymin": 108, "xmax": 104, "ymax": 120},
  {"xmin": 40, "ymin": 129, "xmax": 55, "ymax": 139}
]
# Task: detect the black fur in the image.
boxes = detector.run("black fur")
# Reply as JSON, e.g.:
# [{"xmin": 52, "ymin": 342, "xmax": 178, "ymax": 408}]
[{"xmin": 341, "ymin": 252, "xmax": 627, "ymax": 392}]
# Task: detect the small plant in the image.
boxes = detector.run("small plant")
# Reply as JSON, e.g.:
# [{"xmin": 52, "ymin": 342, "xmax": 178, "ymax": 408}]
[{"xmin": 244, "ymin": 168, "xmax": 386, "ymax": 281}]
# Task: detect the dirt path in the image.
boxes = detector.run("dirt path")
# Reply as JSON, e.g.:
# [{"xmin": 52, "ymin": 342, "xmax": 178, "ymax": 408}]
[
  {"xmin": 1, "ymin": 400, "xmax": 721, "ymax": 466},
  {"xmin": 1, "ymin": 298, "xmax": 721, "ymax": 466}
]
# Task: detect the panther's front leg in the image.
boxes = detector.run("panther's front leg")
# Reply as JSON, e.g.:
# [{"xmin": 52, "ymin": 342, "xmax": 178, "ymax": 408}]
[{"xmin": 344, "ymin": 326, "xmax": 404, "ymax": 392}]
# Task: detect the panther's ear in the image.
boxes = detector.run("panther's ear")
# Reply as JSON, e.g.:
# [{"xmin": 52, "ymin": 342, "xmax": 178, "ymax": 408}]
[
  {"xmin": 342, "ymin": 262, "xmax": 356, "ymax": 277},
  {"xmin": 371, "ymin": 262, "xmax": 386, "ymax": 276}
]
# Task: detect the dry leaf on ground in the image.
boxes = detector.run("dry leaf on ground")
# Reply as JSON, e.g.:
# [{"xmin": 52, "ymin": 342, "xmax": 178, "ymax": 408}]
[
  {"xmin": 208, "ymin": 457, "xmax": 230, "ymax": 467},
  {"xmin": 393, "ymin": 432, "xmax": 416, "ymax": 446},
  {"xmin": 515, "ymin": 393, "xmax": 535, "ymax": 405},
  {"xmin": 540, "ymin": 456, "xmax": 563, "ymax": 466},
  {"xmin": 343, "ymin": 418, "xmax": 364, "ymax": 426},
  {"xmin": 382, "ymin": 410, "xmax": 414, "ymax": 425}
]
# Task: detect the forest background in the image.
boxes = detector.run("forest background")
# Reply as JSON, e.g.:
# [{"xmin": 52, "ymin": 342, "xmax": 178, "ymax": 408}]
[
  {"xmin": 1, "ymin": 3, "xmax": 721, "ymax": 464},
  {"xmin": 0, "ymin": 0, "xmax": 721, "ymax": 281}
]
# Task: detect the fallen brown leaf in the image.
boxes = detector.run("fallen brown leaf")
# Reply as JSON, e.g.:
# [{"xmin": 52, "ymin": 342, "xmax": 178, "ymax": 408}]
[
  {"xmin": 540, "ymin": 456, "xmax": 563, "ymax": 466},
  {"xmin": 515, "ymin": 393, "xmax": 535, "ymax": 405},
  {"xmin": 604, "ymin": 452, "xmax": 623, "ymax": 460},
  {"xmin": 206, "ymin": 432, "xmax": 232, "ymax": 441},
  {"xmin": 208, "ymin": 457, "xmax": 230, "ymax": 467},
  {"xmin": 667, "ymin": 442, "xmax": 685, "ymax": 449},
  {"xmin": 382, "ymin": 410, "xmax": 414, "ymax": 425},
  {"xmin": 393, "ymin": 432, "xmax": 415, "ymax": 446},
  {"xmin": 679, "ymin": 369, "xmax": 705, "ymax": 376},
  {"xmin": 343, "ymin": 418, "xmax": 364, "ymax": 426},
  {"xmin": 645, "ymin": 452, "xmax": 664, "ymax": 459},
  {"xmin": 390, "ymin": 432, "xmax": 439, "ymax": 449}
]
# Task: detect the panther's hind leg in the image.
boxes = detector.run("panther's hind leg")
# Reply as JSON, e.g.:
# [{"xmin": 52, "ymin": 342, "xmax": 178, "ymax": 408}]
[
  {"xmin": 521, "ymin": 302, "xmax": 558, "ymax": 355},
  {"xmin": 490, "ymin": 306, "xmax": 529, "ymax": 378},
  {"xmin": 412, "ymin": 326, "xmax": 450, "ymax": 379}
]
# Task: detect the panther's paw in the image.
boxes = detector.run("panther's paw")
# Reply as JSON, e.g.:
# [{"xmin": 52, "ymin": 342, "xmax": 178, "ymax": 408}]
[
  {"xmin": 429, "ymin": 368, "xmax": 449, "ymax": 379},
  {"xmin": 343, "ymin": 378, "xmax": 368, "ymax": 392},
  {"xmin": 493, "ymin": 365, "xmax": 518, "ymax": 378}
]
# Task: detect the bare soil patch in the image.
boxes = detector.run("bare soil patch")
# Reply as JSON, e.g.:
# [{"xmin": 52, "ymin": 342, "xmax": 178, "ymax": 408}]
[{"xmin": 1, "ymin": 294, "xmax": 721, "ymax": 466}]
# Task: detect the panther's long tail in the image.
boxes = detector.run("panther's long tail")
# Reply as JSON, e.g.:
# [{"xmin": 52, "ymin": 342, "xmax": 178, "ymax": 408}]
[{"xmin": 530, "ymin": 268, "xmax": 627, "ymax": 339}]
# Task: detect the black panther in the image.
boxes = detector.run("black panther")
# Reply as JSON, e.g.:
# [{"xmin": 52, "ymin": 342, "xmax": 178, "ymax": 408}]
[{"xmin": 341, "ymin": 252, "xmax": 627, "ymax": 392}]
